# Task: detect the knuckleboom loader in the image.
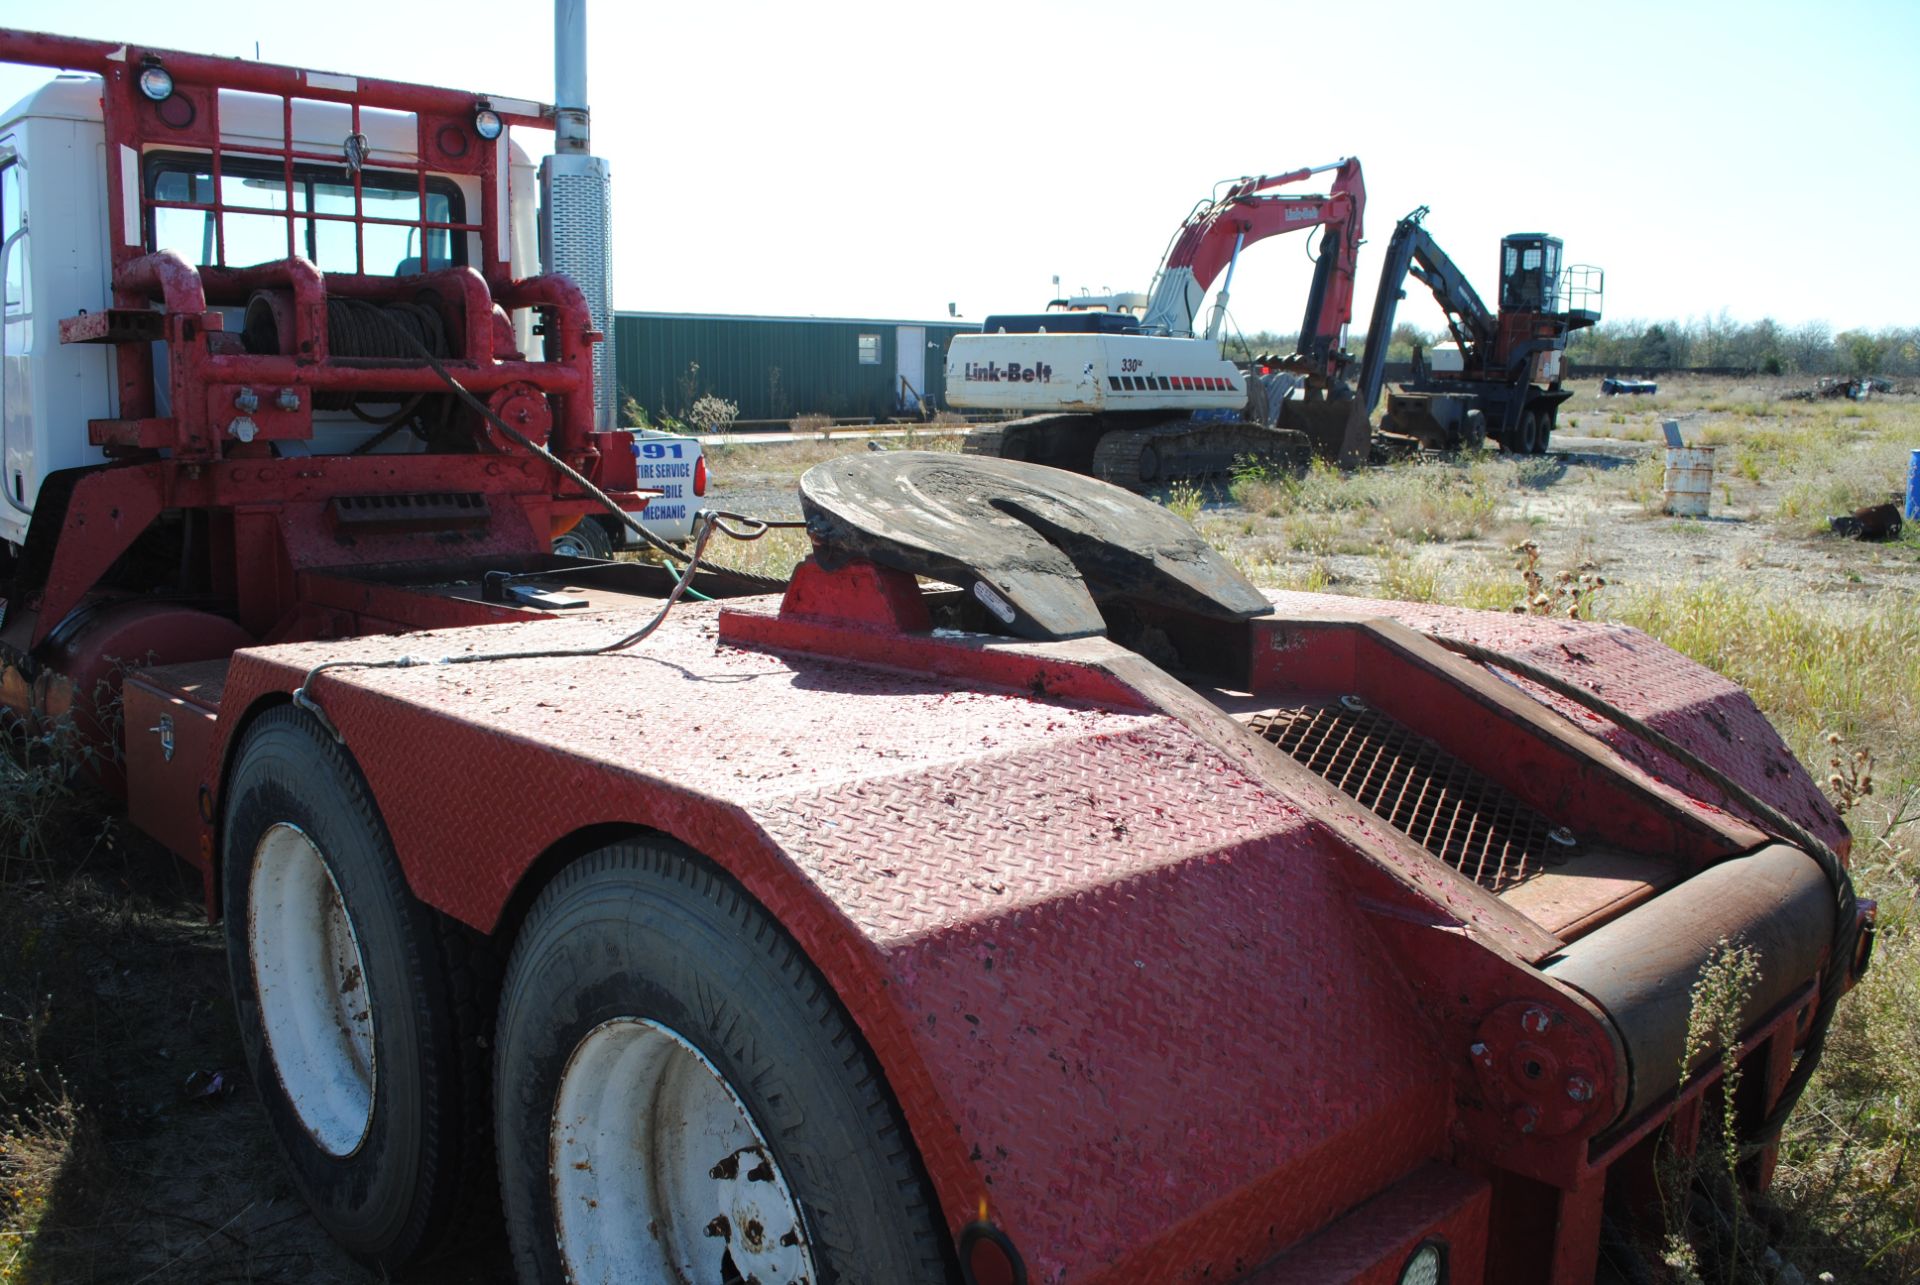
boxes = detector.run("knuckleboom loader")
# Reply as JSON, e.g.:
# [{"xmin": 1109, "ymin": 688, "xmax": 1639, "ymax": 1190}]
[
  {"xmin": 1355, "ymin": 206, "xmax": 1603, "ymax": 455},
  {"xmin": 949, "ymin": 159, "xmax": 1373, "ymax": 488},
  {"xmin": 0, "ymin": 12, "xmax": 1875, "ymax": 1285}
]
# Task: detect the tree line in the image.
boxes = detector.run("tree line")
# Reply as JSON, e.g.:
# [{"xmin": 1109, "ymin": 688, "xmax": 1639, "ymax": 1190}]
[
  {"xmin": 1563, "ymin": 314, "xmax": 1918, "ymax": 376},
  {"xmin": 1227, "ymin": 316, "xmax": 1920, "ymax": 377}
]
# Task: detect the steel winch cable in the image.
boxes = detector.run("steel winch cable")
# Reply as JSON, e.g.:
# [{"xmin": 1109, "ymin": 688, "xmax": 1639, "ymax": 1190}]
[
  {"xmin": 291, "ymin": 504, "xmax": 799, "ymax": 735},
  {"xmin": 1435, "ymin": 635, "xmax": 1861, "ymax": 1147},
  {"xmin": 288, "ymin": 301, "xmax": 807, "ymax": 729}
]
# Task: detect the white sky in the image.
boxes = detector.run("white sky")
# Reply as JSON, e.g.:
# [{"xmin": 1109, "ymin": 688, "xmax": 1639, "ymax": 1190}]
[{"xmin": 1, "ymin": 0, "xmax": 1914, "ymax": 336}]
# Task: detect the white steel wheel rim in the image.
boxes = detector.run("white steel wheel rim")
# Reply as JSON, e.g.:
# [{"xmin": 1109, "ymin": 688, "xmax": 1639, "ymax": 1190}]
[
  {"xmin": 551, "ymin": 1017, "xmax": 816, "ymax": 1285},
  {"xmin": 248, "ymin": 821, "xmax": 377, "ymax": 1157}
]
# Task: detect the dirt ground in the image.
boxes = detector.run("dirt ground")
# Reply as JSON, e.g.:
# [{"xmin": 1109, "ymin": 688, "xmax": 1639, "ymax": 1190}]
[
  {"xmin": 2, "ymin": 377, "xmax": 1914, "ymax": 1283},
  {"xmin": 1342, "ymin": 431, "xmax": 1916, "ymax": 596}
]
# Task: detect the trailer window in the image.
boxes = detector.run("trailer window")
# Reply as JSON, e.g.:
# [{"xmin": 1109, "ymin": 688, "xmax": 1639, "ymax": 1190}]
[
  {"xmin": 145, "ymin": 153, "xmax": 464, "ymax": 276},
  {"xmin": 857, "ymin": 333, "xmax": 881, "ymax": 365}
]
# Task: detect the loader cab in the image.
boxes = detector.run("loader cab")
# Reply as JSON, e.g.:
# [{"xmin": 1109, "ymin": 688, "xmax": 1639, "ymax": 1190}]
[{"xmin": 1499, "ymin": 233, "xmax": 1561, "ymax": 314}]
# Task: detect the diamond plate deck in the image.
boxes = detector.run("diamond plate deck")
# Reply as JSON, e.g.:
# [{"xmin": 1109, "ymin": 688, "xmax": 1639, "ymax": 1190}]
[
  {"xmin": 1258, "ymin": 591, "xmax": 1845, "ymax": 857},
  {"xmin": 211, "ymin": 603, "xmax": 1454, "ymax": 1281},
  {"xmin": 195, "ymin": 581, "xmax": 1847, "ymax": 1283}
]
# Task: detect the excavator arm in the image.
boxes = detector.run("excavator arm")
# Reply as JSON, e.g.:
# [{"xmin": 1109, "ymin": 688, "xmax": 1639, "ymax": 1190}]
[
  {"xmin": 1355, "ymin": 207, "xmax": 1497, "ymax": 414},
  {"xmin": 1139, "ymin": 158, "xmax": 1365, "ymax": 370}
]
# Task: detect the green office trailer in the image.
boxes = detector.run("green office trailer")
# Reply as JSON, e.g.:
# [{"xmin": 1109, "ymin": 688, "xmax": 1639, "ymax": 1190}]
[{"xmin": 613, "ymin": 312, "xmax": 982, "ymax": 426}]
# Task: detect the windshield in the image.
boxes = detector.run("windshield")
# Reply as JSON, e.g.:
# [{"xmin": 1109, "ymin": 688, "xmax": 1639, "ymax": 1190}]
[{"xmin": 145, "ymin": 151, "xmax": 465, "ymax": 275}]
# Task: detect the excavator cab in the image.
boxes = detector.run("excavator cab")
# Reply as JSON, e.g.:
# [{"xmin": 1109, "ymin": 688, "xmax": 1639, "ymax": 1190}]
[{"xmin": 1498, "ymin": 233, "xmax": 1562, "ymax": 313}]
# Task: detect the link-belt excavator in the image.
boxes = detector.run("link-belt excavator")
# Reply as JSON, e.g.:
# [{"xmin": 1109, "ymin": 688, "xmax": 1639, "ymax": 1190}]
[{"xmin": 948, "ymin": 159, "xmax": 1373, "ymax": 487}]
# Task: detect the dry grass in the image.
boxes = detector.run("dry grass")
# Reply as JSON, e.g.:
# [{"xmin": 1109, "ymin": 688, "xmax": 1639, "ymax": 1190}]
[
  {"xmin": 703, "ymin": 435, "xmax": 860, "ymax": 480},
  {"xmin": 1219, "ymin": 454, "xmax": 1507, "ymax": 555},
  {"xmin": 1163, "ymin": 480, "xmax": 1206, "ymax": 523},
  {"xmin": 695, "ymin": 525, "xmax": 815, "ymax": 582},
  {"xmin": 1608, "ymin": 583, "xmax": 1919, "ymax": 1282},
  {"xmin": 0, "ymin": 738, "xmax": 397, "ymax": 1285},
  {"xmin": 0, "ymin": 992, "xmax": 82, "ymax": 1285},
  {"xmin": 1607, "ymin": 586, "xmax": 1919, "ymax": 755}
]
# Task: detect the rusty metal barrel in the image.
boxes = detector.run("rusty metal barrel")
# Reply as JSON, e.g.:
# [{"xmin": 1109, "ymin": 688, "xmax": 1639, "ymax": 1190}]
[{"xmin": 1663, "ymin": 444, "xmax": 1716, "ymax": 516}]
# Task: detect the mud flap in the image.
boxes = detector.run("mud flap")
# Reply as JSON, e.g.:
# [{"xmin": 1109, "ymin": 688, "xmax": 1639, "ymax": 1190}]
[{"xmin": 8, "ymin": 464, "xmax": 105, "ymax": 603}]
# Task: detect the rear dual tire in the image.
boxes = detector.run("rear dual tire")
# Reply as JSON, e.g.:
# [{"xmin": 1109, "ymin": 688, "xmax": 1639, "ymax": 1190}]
[
  {"xmin": 494, "ymin": 839, "xmax": 949, "ymax": 1285},
  {"xmin": 1506, "ymin": 408, "xmax": 1555, "ymax": 456},
  {"xmin": 222, "ymin": 706, "xmax": 495, "ymax": 1271},
  {"xmin": 226, "ymin": 715, "xmax": 946, "ymax": 1280}
]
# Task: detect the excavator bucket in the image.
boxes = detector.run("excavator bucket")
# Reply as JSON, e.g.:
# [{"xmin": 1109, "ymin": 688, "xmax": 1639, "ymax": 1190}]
[{"xmin": 1279, "ymin": 394, "xmax": 1372, "ymax": 468}]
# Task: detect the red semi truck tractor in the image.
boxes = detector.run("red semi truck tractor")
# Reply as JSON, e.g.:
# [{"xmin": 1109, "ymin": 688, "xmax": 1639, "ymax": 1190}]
[{"xmin": 0, "ymin": 13, "xmax": 1870, "ymax": 1285}]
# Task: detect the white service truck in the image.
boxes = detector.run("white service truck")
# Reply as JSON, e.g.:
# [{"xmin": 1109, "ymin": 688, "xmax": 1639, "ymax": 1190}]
[{"xmin": 551, "ymin": 427, "xmax": 707, "ymax": 556}]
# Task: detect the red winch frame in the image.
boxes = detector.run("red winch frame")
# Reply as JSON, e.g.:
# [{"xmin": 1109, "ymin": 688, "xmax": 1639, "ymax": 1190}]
[{"xmin": 0, "ymin": 29, "xmax": 640, "ymax": 651}]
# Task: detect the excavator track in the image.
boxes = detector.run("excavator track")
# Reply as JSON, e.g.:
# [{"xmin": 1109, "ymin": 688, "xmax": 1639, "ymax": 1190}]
[
  {"xmin": 960, "ymin": 423, "xmax": 1028, "ymax": 461},
  {"xmin": 1090, "ymin": 422, "xmax": 1312, "ymax": 491}
]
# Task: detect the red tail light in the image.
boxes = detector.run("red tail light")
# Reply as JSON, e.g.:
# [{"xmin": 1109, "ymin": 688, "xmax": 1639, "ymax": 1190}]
[{"xmin": 693, "ymin": 454, "xmax": 708, "ymax": 498}]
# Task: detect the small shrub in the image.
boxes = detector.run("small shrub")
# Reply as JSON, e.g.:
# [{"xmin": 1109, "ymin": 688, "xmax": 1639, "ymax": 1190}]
[
  {"xmin": 1822, "ymin": 732, "xmax": 1874, "ymax": 816},
  {"xmin": 1510, "ymin": 540, "xmax": 1606, "ymax": 618},
  {"xmin": 1380, "ymin": 549, "xmax": 1441, "ymax": 602},
  {"xmin": 1660, "ymin": 937, "xmax": 1762, "ymax": 1284},
  {"xmin": 1627, "ymin": 449, "xmax": 1670, "ymax": 512},
  {"xmin": 1164, "ymin": 481, "xmax": 1205, "ymax": 523},
  {"xmin": 688, "ymin": 395, "xmax": 739, "ymax": 435}
]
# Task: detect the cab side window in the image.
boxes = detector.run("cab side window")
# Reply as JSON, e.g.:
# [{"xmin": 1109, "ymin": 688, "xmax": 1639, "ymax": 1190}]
[{"xmin": 2, "ymin": 160, "xmax": 26, "ymax": 316}]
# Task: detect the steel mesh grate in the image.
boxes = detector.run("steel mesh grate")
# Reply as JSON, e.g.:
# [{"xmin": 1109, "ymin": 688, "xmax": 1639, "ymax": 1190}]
[{"xmin": 1250, "ymin": 700, "xmax": 1566, "ymax": 892}]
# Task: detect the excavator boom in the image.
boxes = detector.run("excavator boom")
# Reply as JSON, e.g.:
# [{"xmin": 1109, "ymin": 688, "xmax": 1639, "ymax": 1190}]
[{"xmin": 1140, "ymin": 157, "xmax": 1365, "ymax": 364}]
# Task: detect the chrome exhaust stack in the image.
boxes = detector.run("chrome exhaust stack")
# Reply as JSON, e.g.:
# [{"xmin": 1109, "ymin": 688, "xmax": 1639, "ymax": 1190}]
[{"xmin": 542, "ymin": 0, "xmax": 614, "ymax": 429}]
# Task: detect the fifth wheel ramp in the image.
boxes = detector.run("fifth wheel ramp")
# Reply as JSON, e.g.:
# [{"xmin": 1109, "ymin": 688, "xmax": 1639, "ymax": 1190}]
[{"xmin": 798, "ymin": 450, "xmax": 1273, "ymax": 640}]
